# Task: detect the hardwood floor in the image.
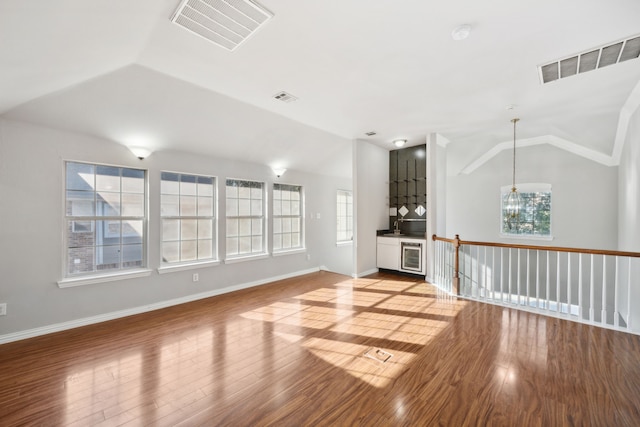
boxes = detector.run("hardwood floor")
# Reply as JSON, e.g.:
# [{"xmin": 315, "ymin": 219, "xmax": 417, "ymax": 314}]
[{"xmin": 1, "ymin": 271, "xmax": 640, "ymax": 426}]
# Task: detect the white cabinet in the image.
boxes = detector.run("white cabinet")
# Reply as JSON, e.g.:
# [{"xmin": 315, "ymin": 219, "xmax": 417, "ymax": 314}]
[{"xmin": 376, "ymin": 237, "xmax": 399, "ymax": 270}]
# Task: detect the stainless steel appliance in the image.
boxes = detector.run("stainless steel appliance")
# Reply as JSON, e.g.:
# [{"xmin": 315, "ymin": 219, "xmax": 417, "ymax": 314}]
[{"xmin": 400, "ymin": 241, "xmax": 424, "ymax": 274}]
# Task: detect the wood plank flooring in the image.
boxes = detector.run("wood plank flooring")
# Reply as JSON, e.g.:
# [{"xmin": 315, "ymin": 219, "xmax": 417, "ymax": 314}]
[{"xmin": 1, "ymin": 271, "xmax": 640, "ymax": 426}]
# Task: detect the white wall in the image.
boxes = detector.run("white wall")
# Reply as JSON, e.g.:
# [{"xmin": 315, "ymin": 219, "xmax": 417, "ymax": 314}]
[
  {"xmin": 618, "ymin": 106, "xmax": 640, "ymax": 252},
  {"xmin": 353, "ymin": 139, "xmax": 388, "ymax": 277},
  {"xmin": 0, "ymin": 118, "xmax": 352, "ymax": 338},
  {"xmin": 618, "ymin": 103, "xmax": 640, "ymax": 330},
  {"xmin": 446, "ymin": 143, "xmax": 618, "ymax": 250}
]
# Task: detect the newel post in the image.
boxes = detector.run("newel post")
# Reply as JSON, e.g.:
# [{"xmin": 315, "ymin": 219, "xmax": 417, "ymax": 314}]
[{"xmin": 453, "ymin": 234, "xmax": 461, "ymax": 295}]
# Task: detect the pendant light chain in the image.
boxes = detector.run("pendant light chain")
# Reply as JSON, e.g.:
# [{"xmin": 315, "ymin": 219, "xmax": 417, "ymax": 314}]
[{"xmin": 512, "ymin": 118, "xmax": 519, "ymax": 191}]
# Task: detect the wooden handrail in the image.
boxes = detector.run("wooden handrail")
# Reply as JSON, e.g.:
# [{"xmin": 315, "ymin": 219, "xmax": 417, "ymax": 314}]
[{"xmin": 432, "ymin": 234, "xmax": 640, "ymax": 258}]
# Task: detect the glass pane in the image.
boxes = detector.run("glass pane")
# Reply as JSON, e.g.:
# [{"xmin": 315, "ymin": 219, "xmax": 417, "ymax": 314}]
[
  {"xmin": 161, "ymin": 194, "xmax": 180, "ymax": 217},
  {"xmin": 198, "ymin": 219, "xmax": 212, "ymax": 239},
  {"xmin": 282, "ymin": 233, "xmax": 291, "ymax": 249},
  {"xmin": 291, "ymin": 189, "xmax": 300, "ymax": 201},
  {"xmin": 273, "ymin": 218, "xmax": 282, "ymax": 233},
  {"xmin": 198, "ymin": 240, "xmax": 212, "ymax": 259},
  {"xmin": 281, "ymin": 190, "xmax": 291, "ymax": 200},
  {"xmin": 282, "ymin": 200, "xmax": 291, "ymax": 216},
  {"xmin": 163, "ymin": 219, "xmax": 180, "ymax": 241},
  {"xmin": 226, "ymin": 198, "xmax": 238, "ymax": 216},
  {"xmin": 181, "ymin": 241, "xmax": 197, "ymax": 261},
  {"xmin": 98, "ymin": 220, "xmax": 121, "ymax": 245},
  {"xmin": 239, "ymin": 236, "xmax": 251, "ymax": 254},
  {"xmin": 161, "ymin": 172, "xmax": 180, "ymax": 194},
  {"xmin": 273, "ymin": 200, "xmax": 281, "ymax": 216},
  {"xmin": 251, "ymin": 187, "xmax": 262, "ymax": 199},
  {"xmin": 273, "ymin": 234, "xmax": 282, "ymax": 250},
  {"xmin": 252, "ymin": 218, "xmax": 262, "ymax": 236},
  {"xmin": 96, "ymin": 245, "xmax": 120, "ymax": 270},
  {"xmin": 122, "ymin": 220, "xmax": 143, "ymax": 244},
  {"xmin": 282, "ymin": 218, "xmax": 292, "ymax": 233},
  {"xmin": 292, "ymin": 233, "xmax": 300, "ymax": 247},
  {"xmin": 291, "ymin": 201, "xmax": 300, "ymax": 215},
  {"xmin": 226, "ymin": 218, "xmax": 238, "ymax": 237},
  {"xmin": 122, "ymin": 244, "xmax": 143, "ymax": 268},
  {"xmin": 238, "ymin": 186, "xmax": 250, "ymax": 199},
  {"xmin": 163, "ymin": 241, "xmax": 180, "ymax": 263},
  {"xmin": 198, "ymin": 196, "xmax": 213, "ymax": 217},
  {"xmin": 226, "ymin": 237, "xmax": 238, "ymax": 255},
  {"xmin": 96, "ymin": 166, "xmax": 120, "ymax": 192},
  {"xmin": 292, "ymin": 218, "xmax": 300, "ymax": 232},
  {"xmin": 273, "ymin": 188, "xmax": 281, "ymax": 201},
  {"xmin": 121, "ymin": 193, "xmax": 144, "ymax": 217},
  {"xmin": 68, "ymin": 247, "xmax": 94, "ymax": 274},
  {"xmin": 251, "ymin": 236, "xmax": 262, "ymax": 252},
  {"xmin": 197, "ymin": 177, "xmax": 213, "ymax": 196},
  {"xmin": 122, "ymin": 169, "xmax": 144, "ymax": 194},
  {"xmin": 181, "ymin": 175, "xmax": 197, "ymax": 196},
  {"xmin": 66, "ymin": 162, "xmax": 94, "ymax": 191},
  {"xmin": 226, "ymin": 184, "xmax": 238, "ymax": 198},
  {"xmin": 238, "ymin": 199, "xmax": 251, "ymax": 216},
  {"xmin": 66, "ymin": 191, "xmax": 95, "ymax": 216},
  {"xmin": 181, "ymin": 219, "xmax": 197, "ymax": 240},
  {"xmin": 239, "ymin": 218, "xmax": 251, "ymax": 236},
  {"xmin": 251, "ymin": 200, "xmax": 262, "ymax": 216},
  {"xmin": 97, "ymin": 192, "xmax": 120, "ymax": 216},
  {"xmin": 180, "ymin": 195, "xmax": 197, "ymax": 216}
]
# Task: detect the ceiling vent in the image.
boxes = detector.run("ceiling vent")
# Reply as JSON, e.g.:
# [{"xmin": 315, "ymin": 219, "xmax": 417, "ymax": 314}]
[
  {"xmin": 171, "ymin": 0, "xmax": 273, "ymax": 52},
  {"xmin": 539, "ymin": 34, "xmax": 640, "ymax": 84},
  {"xmin": 273, "ymin": 91, "xmax": 298, "ymax": 103},
  {"xmin": 365, "ymin": 131, "xmax": 377, "ymax": 136}
]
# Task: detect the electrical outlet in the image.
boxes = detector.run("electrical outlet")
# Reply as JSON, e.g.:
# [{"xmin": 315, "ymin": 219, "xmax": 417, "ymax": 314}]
[
  {"xmin": 306, "ymin": 254, "xmax": 311, "ymax": 261},
  {"xmin": 0, "ymin": 303, "xmax": 6, "ymax": 316},
  {"xmin": 192, "ymin": 273, "xmax": 199, "ymax": 282}
]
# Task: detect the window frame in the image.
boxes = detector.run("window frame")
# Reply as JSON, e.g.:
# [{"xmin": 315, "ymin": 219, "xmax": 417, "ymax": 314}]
[
  {"xmin": 272, "ymin": 183, "xmax": 305, "ymax": 254},
  {"xmin": 336, "ymin": 189, "xmax": 353, "ymax": 245},
  {"xmin": 159, "ymin": 171, "xmax": 218, "ymax": 268},
  {"xmin": 500, "ymin": 183, "xmax": 553, "ymax": 240},
  {"xmin": 225, "ymin": 178, "xmax": 268, "ymax": 261},
  {"xmin": 59, "ymin": 160, "xmax": 150, "ymax": 287}
]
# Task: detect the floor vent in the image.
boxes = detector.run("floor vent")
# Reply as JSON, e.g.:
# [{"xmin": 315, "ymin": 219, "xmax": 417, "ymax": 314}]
[
  {"xmin": 273, "ymin": 91, "xmax": 298, "ymax": 103},
  {"xmin": 539, "ymin": 34, "xmax": 640, "ymax": 84},
  {"xmin": 171, "ymin": 0, "xmax": 273, "ymax": 52},
  {"xmin": 363, "ymin": 348, "xmax": 393, "ymax": 363}
]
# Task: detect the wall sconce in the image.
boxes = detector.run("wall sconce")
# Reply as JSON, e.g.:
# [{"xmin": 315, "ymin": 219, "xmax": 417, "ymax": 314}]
[
  {"xmin": 273, "ymin": 168, "xmax": 287, "ymax": 178},
  {"xmin": 128, "ymin": 146, "xmax": 152, "ymax": 160}
]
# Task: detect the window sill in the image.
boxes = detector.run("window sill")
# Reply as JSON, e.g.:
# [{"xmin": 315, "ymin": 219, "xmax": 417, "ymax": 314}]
[
  {"xmin": 157, "ymin": 260, "xmax": 221, "ymax": 274},
  {"xmin": 336, "ymin": 241, "xmax": 353, "ymax": 247},
  {"xmin": 500, "ymin": 233, "xmax": 554, "ymax": 242},
  {"xmin": 273, "ymin": 248, "xmax": 306, "ymax": 257},
  {"xmin": 58, "ymin": 268, "xmax": 153, "ymax": 288},
  {"xmin": 224, "ymin": 253, "xmax": 270, "ymax": 264}
]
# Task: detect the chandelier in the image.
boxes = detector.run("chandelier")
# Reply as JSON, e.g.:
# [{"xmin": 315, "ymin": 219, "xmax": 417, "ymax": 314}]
[{"xmin": 505, "ymin": 118, "xmax": 522, "ymax": 230}]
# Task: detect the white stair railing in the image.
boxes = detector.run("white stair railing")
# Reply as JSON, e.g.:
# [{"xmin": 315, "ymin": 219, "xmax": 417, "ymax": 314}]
[{"xmin": 432, "ymin": 235, "xmax": 640, "ymax": 334}]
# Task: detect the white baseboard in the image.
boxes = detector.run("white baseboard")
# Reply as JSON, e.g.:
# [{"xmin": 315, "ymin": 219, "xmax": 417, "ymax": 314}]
[
  {"xmin": 0, "ymin": 267, "xmax": 320, "ymax": 345},
  {"xmin": 353, "ymin": 268, "xmax": 379, "ymax": 278}
]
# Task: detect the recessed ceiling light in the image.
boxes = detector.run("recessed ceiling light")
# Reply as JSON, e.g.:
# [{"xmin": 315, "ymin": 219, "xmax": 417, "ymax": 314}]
[
  {"xmin": 393, "ymin": 139, "xmax": 407, "ymax": 147},
  {"xmin": 451, "ymin": 24, "xmax": 471, "ymax": 41}
]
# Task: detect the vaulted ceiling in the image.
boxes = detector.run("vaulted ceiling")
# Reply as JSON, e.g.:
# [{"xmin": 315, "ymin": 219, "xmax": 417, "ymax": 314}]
[{"xmin": 2, "ymin": 0, "xmax": 639, "ymax": 177}]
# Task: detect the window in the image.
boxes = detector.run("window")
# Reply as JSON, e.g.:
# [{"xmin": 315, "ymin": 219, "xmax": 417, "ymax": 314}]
[
  {"xmin": 501, "ymin": 183, "xmax": 552, "ymax": 238},
  {"xmin": 161, "ymin": 172, "xmax": 216, "ymax": 264},
  {"xmin": 226, "ymin": 179, "xmax": 266, "ymax": 257},
  {"xmin": 273, "ymin": 184, "xmax": 303, "ymax": 251},
  {"xmin": 65, "ymin": 162, "xmax": 146, "ymax": 276},
  {"xmin": 336, "ymin": 189, "xmax": 353, "ymax": 243}
]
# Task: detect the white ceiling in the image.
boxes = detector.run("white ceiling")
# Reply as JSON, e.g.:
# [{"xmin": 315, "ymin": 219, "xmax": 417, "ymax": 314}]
[{"xmin": 2, "ymin": 0, "xmax": 640, "ymax": 178}]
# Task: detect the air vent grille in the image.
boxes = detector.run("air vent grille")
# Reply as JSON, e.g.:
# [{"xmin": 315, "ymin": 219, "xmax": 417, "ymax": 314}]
[
  {"xmin": 273, "ymin": 91, "xmax": 298, "ymax": 103},
  {"xmin": 171, "ymin": 0, "xmax": 273, "ymax": 52},
  {"xmin": 539, "ymin": 35, "xmax": 640, "ymax": 84}
]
